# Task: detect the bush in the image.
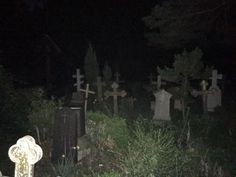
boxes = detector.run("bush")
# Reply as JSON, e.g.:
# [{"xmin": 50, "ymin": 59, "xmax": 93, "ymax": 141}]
[
  {"xmin": 123, "ymin": 122, "xmax": 193, "ymax": 177},
  {"xmin": 86, "ymin": 112, "xmax": 129, "ymax": 151}
]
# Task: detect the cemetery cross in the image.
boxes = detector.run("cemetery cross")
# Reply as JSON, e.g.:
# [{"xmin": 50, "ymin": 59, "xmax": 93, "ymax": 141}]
[
  {"xmin": 104, "ymin": 82, "xmax": 127, "ymax": 115},
  {"xmin": 8, "ymin": 135, "xmax": 43, "ymax": 177}
]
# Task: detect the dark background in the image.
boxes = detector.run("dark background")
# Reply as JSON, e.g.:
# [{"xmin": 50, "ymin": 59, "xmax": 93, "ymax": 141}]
[{"xmin": 0, "ymin": 0, "xmax": 236, "ymax": 95}]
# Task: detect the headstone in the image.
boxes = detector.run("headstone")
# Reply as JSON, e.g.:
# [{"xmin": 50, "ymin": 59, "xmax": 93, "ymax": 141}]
[
  {"xmin": 174, "ymin": 99, "xmax": 182, "ymax": 110},
  {"xmin": 80, "ymin": 84, "xmax": 95, "ymax": 116},
  {"xmin": 153, "ymin": 89, "xmax": 172, "ymax": 121},
  {"xmin": 72, "ymin": 69, "xmax": 84, "ymax": 92},
  {"xmin": 8, "ymin": 135, "xmax": 43, "ymax": 177},
  {"xmin": 52, "ymin": 107, "xmax": 81, "ymax": 163},
  {"xmin": 93, "ymin": 76, "xmax": 106, "ymax": 102},
  {"xmin": 104, "ymin": 82, "xmax": 127, "ymax": 115},
  {"xmin": 192, "ymin": 80, "xmax": 210, "ymax": 113},
  {"xmin": 207, "ymin": 70, "xmax": 222, "ymax": 112}
]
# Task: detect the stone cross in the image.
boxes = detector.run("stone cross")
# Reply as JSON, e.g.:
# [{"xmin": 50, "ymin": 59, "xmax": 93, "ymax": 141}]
[
  {"xmin": 8, "ymin": 135, "xmax": 43, "ymax": 177},
  {"xmin": 93, "ymin": 76, "xmax": 106, "ymax": 102},
  {"xmin": 114, "ymin": 72, "xmax": 124, "ymax": 84},
  {"xmin": 153, "ymin": 89, "xmax": 172, "ymax": 121},
  {"xmin": 104, "ymin": 82, "xmax": 127, "ymax": 115},
  {"xmin": 192, "ymin": 80, "xmax": 210, "ymax": 113},
  {"xmin": 210, "ymin": 70, "xmax": 222, "ymax": 88},
  {"xmin": 80, "ymin": 84, "xmax": 95, "ymax": 116},
  {"xmin": 152, "ymin": 75, "xmax": 166, "ymax": 90},
  {"xmin": 72, "ymin": 69, "xmax": 84, "ymax": 92}
]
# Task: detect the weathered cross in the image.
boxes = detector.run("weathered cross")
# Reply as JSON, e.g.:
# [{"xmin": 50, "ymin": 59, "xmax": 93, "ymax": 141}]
[
  {"xmin": 93, "ymin": 76, "xmax": 106, "ymax": 102},
  {"xmin": 152, "ymin": 75, "xmax": 166, "ymax": 90},
  {"xmin": 104, "ymin": 82, "xmax": 127, "ymax": 115},
  {"xmin": 8, "ymin": 135, "xmax": 43, "ymax": 177},
  {"xmin": 72, "ymin": 69, "xmax": 84, "ymax": 92},
  {"xmin": 80, "ymin": 84, "xmax": 95, "ymax": 116},
  {"xmin": 192, "ymin": 80, "xmax": 211, "ymax": 113},
  {"xmin": 209, "ymin": 69, "xmax": 222, "ymax": 88}
]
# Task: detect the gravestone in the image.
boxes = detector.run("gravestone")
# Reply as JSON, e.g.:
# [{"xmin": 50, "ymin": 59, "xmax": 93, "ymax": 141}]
[
  {"xmin": 153, "ymin": 89, "xmax": 172, "ymax": 121},
  {"xmin": 152, "ymin": 75, "xmax": 166, "ymax": 90},
  {"xmin": 93, "ymin": 76, "xmax": 106, "ymax": 102},
  {"xmin": 72, "ymin": 69, "xmax": 84, "ymax": 92},
  {"xmin": 192, "ymin": 80, "xmax": 211, "ymax": 113},
  {"xmin": 80, "ymin": 84, "xmax": 95, "ymax": 116},
  {"xmin": 52, "ymin": 107, "xmax": 81, "ymax": 163},
  {"xmin": 207, "ymin": 70, "xmax": 222, "ymax": 112},
  {"xmin": 104, "ymin": 82, "xmax": 127, "ymax": 115},
  {"xmin": 174, "ymin": 99, "xmax": 182, "ymax": 110},
  {"xmin": 8, "ymin": 135, "xmax": 43, "ymax": 177}
]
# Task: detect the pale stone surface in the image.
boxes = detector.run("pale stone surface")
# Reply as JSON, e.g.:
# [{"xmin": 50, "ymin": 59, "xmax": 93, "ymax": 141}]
[
  {"xmin": 152, "ymin": 75, "xmax": 166, "ymax": 90},
  {"xmin": 153, "ymin": 89, "xmax": 172, "ymax": 121},
  {"xmin": 72, "ymin": 69, "xmax": 84, "ymax": 92},
  {"xmin": 80, "ymin": 84, "xmax": 95, "ymax": 116},
  {"xmin": 104, "ymin": 82, "xmax": 127, "ymax": 115},
  {"xmin": 8, "ymin": 135, "xmax": 43, "ymax": 177},
  {"xmin": 207, "ymin": 70, "xmax": 222, "ymax": 112},
  {"xmin": 174, "ymin": 99, "xmax": 182, "ymax": 110}
]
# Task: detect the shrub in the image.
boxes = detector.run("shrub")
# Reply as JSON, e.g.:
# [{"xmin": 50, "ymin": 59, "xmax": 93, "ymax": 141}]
[
  {"xmin": 86, "ymin": 112, "xmax": 129, "ymax": 151},
  {"xmin": 123, "ymin": 122, "xmax": 193, "ymax": 177}
]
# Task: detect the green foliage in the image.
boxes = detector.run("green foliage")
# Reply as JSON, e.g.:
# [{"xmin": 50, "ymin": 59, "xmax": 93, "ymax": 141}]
[
  {"xmin": 86, "ymin": 112, "xmax": 129, "ymax": 151},
  {"xmin": 0, "ymin": 66, "xmax": 30, "ymax": 139},
  {"xmin": 51, "ymin": 156, "xmax": 78, "ymax": 177},
  {"xmin": 84, "ymin": 42, "xmax": 99, "ymax": 84},
  {"xmin": 93, "ymin": 171, "xmax": 122, "ymax": 177},
  {"xmin": 123, "ymin": 122, "xmax": 193, "ymax": 177},
  {"xmin": 27, "ymin": 88, "xmax": 60, "ymax": 133},
  {"xmin": 143, "ymin": 0, "xmax": 226, "ymax": 49}
]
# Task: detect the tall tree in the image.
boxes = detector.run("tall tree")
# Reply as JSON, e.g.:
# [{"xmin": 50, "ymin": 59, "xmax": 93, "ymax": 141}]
[
  {"xmin": 84, "ymin": 42, "xmax": 99, "ymax": 84},
  {"xmin": 143, "ymin": 0, "xmax": 230, "ymax": 49}
]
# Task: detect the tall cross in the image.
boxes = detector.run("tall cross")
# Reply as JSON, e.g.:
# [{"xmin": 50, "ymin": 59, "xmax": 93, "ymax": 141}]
[
  {"xmin": 104, "ymin": 82, "xmax": 127, "ymax": 115},
  {"xmin": 72, "ymin": 69, "xmax": 84, "ymax": 92},
  {"xmin": 93, "ymin": 76, "xmax": 106, "ymax": 102},
  {"xmin": 80, "ymin": 84, "xmax": 95, "ymax": 116},
  {"xmin": 152, "ymin": 75, "xmax": 166, "ymax": 90},
  {"xmin": 192, "ymin": 80, "xmax": 211, "ymax": 114},
  {"xmin": 8, "ymin": 136, "xmax": 43, "ymax": 177},
  {"xmin": 210, "ymin": 70, "xmax": 222, "ymax": 88}
]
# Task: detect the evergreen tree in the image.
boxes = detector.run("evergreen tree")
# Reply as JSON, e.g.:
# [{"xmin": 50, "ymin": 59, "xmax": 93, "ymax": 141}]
[
  {"xmin": 158, "ymin": 47, "xmax": 210, "ymax": 119},
  {"xmin": 84, "ymin": 42, "xmax": 99, "ymax": 84},
  {"xmin": 143, "ymin": 0, "xmax": 230, "ymax": 49}
]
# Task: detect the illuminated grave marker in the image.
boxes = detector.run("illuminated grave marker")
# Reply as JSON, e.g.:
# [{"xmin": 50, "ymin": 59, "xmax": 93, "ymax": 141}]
[
  {"xmin": 8, "ymin": 135, "xmax": 43, "ymax": 177},
  {"xmin": 104, "ymin": 82, "xmax": 127, "ymax": 115}
]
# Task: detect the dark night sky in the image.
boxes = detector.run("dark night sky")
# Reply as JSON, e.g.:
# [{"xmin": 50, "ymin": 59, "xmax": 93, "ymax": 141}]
[{"xmin": 0, "ymin": 0, "xmax": 236, "ymax": 93}]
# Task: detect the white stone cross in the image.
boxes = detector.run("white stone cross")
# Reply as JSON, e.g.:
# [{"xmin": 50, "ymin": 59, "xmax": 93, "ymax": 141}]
[
  {"xmin": 93, "ymin": 76, "xmax": 106, "ymax": 102},
  {"xmin": 72, "ymin": 69, "xmax": 84, "ymax": 92},
  {"xmin": 8, "ymin": 135, "xmax": 43, "ymax": 177},
  {"xmin": 104, "ymin": 82, "xmax": 127, "ymax": 115},
  {"xmin": 153, "ymin": 89, "xmax": 172, "ymax": 121},
  {"xmin": 80, "ymin": 84, "xmax": 95, "ymax": 116},
  {"xmin": 210, "ymin": 69, "xmax": 222, "ymax": 88}
]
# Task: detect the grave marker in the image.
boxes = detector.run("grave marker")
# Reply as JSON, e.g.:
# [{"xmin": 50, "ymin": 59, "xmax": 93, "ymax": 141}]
[
  {"xmin": 8, "ymin": 136, "xmax": 43, "ymax": 177},
  {"xmin": 104, "ymin": 82, "xmax": 127, "ymax": 115},
  {"xmin": 207, "ymin": 70, "xmax": 222, "ymax": 111},
  {"xmin": 153, "ymin": 89, "xmax": 172, "ymax": 121},
  {"xmin": 80, "ymin": 84, "xmax": 95, "ymax": 116},
  {"xmin": 72, "ymin": 69, "xmax": 84, "ymax": 92},
  {"xmin": 93, "ymin": 76, "xmax": 106, "ymax": 102},
  {"xmin": 152, "ymin": 75, "xmax": 166, "ymax": 90}
]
